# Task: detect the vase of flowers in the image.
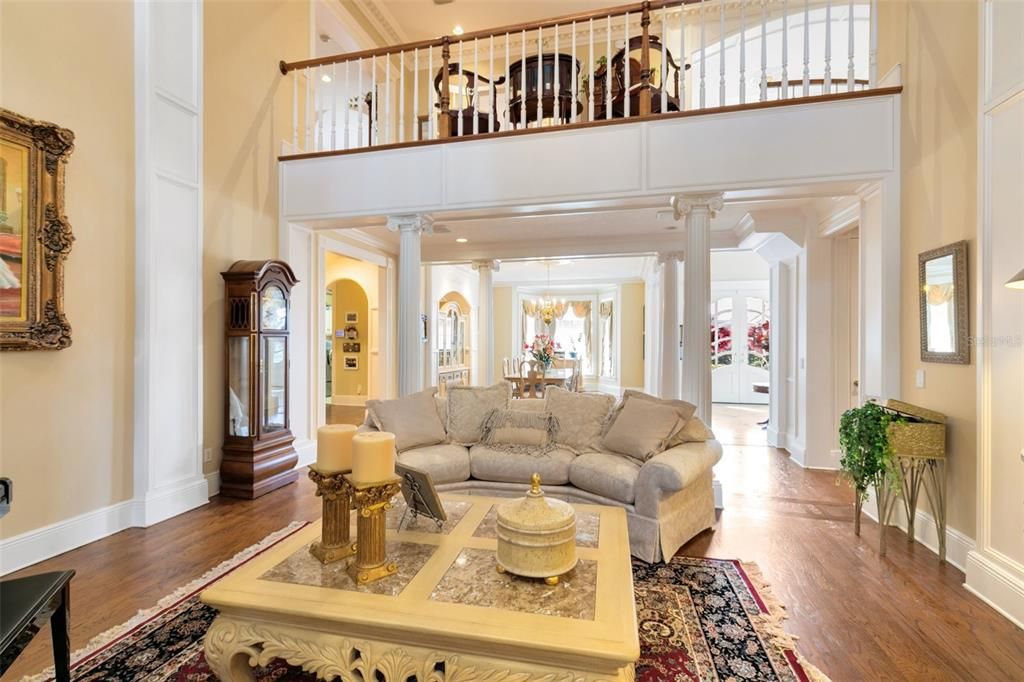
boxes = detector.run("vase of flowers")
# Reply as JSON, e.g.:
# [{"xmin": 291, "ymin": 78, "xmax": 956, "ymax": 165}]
[{"xmin": 525, "ymin": 334, "xmax": 558, "ymax": 372}]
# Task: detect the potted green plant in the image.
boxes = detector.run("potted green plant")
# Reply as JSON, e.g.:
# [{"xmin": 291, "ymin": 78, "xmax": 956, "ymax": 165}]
[{"xmin": 838, "ymin": 400, "xmax": 899, "ymax": 535}]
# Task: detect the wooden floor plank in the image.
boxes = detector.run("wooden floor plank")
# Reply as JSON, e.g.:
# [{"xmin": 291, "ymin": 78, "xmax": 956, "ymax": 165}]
[{"xmin": 4, "ymin": 405, "xmax": 1024, "ymax": 680}]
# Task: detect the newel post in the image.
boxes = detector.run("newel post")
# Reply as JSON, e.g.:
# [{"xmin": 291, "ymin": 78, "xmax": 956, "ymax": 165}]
[
  {"xmin": 639, "ymin": 1, "xmax": 652, "ymax": 116},
  {"xmin": 439, "ymin": 36, "xmax": 452, "ymax": 139}
]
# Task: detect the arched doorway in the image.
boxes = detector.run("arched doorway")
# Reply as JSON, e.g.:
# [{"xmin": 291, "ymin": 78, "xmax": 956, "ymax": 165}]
[
  {"xmin": 437, "ymin": 291, "xmax": 471, "ymax": 396},
  {"xmin": 326, "ymin": 277, "xmax": 369, "ymax": 423}
]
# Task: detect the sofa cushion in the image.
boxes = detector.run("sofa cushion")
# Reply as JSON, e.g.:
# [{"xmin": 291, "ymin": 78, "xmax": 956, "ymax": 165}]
[
  {"xmin": 569, "ymin": 452, "xmax": 641, "ymax": 504},
  {"xmin": 482, "ymin": 409, "xmax": 558, "ymax": 451},
  {"xmin": 447, "ymin": 382, "xmax": 511, "ymax": 445},
  {"xmin": 366, "ymin": 389, "xmax": 446, "ymax": 452},
  {"xmin": 609, "ymin": 390, "xmax": 697, "ymax": 448},
  {"xmin": 544, "ymin": 386, "xmax": 616, "ymax": 454},
  {"xmin": 469, "ymin": 445, "xmax": 574, "ymax": 485},
  {"xmin": 676, "ymin": 416, "xmax": 715, "ymax": 443},
  {"xmin": 601, "ymin": 397, "xmax": 683, "ymax": 461},
  {"xmin": 397, "ymin": 443, "xmax": 471, "ymax": 484}
]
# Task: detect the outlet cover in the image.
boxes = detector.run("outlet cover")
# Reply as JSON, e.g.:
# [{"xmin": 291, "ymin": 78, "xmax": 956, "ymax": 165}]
[
  {"xmin": 204, "ymin": 448, "xmax": 213, "ymax": 464},
  {"xmin": 915, "ymin": 369, "xmax": 926, "ymax": 389}
]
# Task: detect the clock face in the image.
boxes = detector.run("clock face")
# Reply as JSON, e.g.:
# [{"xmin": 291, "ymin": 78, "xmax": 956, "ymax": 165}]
[{"xmin": 261, "ymin": 285, "xmax": 287, "ymax": 330}]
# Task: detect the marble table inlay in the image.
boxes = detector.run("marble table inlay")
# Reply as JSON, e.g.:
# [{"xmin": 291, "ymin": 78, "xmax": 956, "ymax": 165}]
[
  {"xmin": 430, "ymin": 548, "xmax": 598, "ymax": 620},
  {"xmin": 260, "ymin": 540, "xmax": 436, "ymax": 596},
  {"xmin": 344, "ymin": 498, "xmax": 473, "ymax": 535},
  {"xmin": 473, "ymin": 504, "xmax": 601, "ymax": 548}
]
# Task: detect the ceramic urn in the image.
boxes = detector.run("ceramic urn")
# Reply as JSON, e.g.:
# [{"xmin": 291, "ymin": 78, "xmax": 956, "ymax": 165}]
[{"xmin": 496, "ymin": 473, "xmax": 578, "ymax": 585}]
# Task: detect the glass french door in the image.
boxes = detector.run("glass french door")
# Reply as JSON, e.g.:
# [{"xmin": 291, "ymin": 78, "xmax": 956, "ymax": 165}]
[{"xmin": 711, "ymin": 288, "xmax": 770, "ymax": 404}]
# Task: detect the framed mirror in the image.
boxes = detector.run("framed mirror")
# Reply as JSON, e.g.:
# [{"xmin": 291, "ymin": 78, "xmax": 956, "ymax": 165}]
[{"xmin": 919, "ymin": 240, "xmax": 969, "ymax": 364}]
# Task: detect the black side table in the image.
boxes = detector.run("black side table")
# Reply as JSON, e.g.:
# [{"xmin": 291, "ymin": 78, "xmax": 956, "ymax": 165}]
[{"xmin": 0, "ymin": 570, "xmax": 75, "ymax": 681}]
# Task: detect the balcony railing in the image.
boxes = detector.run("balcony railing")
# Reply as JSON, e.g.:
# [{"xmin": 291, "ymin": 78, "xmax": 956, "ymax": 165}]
[{"xmin": 279, "ymin": 0, "xmax": 879, "ymax": 158}]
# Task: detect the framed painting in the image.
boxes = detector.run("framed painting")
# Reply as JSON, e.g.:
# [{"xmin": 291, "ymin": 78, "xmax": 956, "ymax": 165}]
[{"xmin": 0, "ymin": 108, "xmax": 75, "ymax": 350}]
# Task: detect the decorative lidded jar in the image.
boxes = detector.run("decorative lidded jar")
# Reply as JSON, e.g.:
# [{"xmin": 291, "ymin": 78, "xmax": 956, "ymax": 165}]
[{"xmin": 496, "ymin": 473, "xmax": 578, "ymax": 585}]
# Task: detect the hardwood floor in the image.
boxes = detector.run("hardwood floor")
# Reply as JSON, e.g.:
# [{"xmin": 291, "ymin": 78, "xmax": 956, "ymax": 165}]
[{"xmin": 5, "ymin": 405, "xmax": 1024, "ymax": 680}]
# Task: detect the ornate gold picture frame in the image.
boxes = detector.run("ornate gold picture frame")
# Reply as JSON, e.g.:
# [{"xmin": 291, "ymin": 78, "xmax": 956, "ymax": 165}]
[
  {"xmin": 919, "ymin": 240, "xmax": 969, "ymax": 364},
  {"xmin": 0, "ymin": 108, "xmax": 74, "ymax": 350}
]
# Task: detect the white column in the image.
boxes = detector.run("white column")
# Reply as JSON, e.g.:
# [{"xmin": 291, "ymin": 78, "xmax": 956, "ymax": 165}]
[
  {"xmin": 387, "ymin": 214, "xmax": 432, "ymax": 396},
  {"xmin": 657, "ymin": 252, "xmax": 683, "ymax": 400},
  {"xmin": 673, "ymin": 192, "xmax": 723, "ymax": 424},
  {"xmin": 472, "ymin": 259, "xmax": 500, "ymax": 384}
]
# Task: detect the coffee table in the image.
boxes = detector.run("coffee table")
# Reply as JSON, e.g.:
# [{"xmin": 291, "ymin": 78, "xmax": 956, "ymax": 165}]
[{"xmin": 201, "ymin": 493, "xmax": 638, "ymax": 681}]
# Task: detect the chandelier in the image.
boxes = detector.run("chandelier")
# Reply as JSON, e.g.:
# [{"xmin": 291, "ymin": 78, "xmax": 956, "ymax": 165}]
[{"xmin": 540, "ymin": 261, "xmax": 557, "ymax": 325}]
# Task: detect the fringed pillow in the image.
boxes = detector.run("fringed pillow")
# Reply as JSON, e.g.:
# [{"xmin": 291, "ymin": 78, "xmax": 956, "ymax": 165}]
[
  {"xmin": 544, "ymin": 386, "xmax": 616, "ymax": 454},
  {"xmin": 446, "ymin": 382, "xmax": 511, "ymax": 445},
  {"xmin": 481, "ymin": 409, "xmax": 559, "ymax": 453}
]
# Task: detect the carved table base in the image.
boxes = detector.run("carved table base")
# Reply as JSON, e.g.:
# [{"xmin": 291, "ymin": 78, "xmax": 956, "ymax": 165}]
[{"xmin": 204, "ymin": 615, "xmax": 635, "ymax": 682}]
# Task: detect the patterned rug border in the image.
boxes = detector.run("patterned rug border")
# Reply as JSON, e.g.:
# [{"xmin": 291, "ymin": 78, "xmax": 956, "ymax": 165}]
[{"xmin": 25, "ymin": 521, "xmax": 310, "ymax": 682}]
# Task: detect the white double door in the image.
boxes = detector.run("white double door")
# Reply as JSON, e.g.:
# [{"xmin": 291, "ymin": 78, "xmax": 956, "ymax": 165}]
[{"xmin": 711, "ymin": 285, "xmax": 770, "ymax": 404}]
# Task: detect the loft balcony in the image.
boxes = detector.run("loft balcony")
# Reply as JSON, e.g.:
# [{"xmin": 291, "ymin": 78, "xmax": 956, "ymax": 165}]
[{"xmin": 277, "ymin": 0, "xmax": 899, "ymax": 222}]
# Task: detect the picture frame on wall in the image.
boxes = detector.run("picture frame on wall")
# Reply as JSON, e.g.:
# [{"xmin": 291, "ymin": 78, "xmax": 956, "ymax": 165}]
[
  {"xmin": 0, "ymin": 108, "xmax": 75, "ymax": 350},
  {"xmin": 343, "ymin": 355, "xmax": 358, "ymax": 371},
  {"xmin": 344, "ymin": 311, "xmax": 358, "ymax": 324},
  {"xmin": 342, "ymin": 342, "xmax": 360, "ymax": 353}
]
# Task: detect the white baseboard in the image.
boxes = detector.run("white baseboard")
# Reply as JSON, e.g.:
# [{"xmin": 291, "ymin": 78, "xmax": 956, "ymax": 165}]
[
  {"xmin": 713, "ymin": 478, "xmax": 723, "ymax": 509},
  {"xmin": 0, "ymin": 499, "xmax": 135, "ymax": 576},
  {"xmin": 965, "ymin": 551, "xmax": 1024, "ymax": 631},
  {"xmin": 861, "ymin": 488, "xmax": 974, "ymax": 572},
  {"xmin": 295, "ymin": 437, "xmax": 316, "ymax": 470},
  {"xmin": 784, "ymin": 437, "xmax": 806, "ymax": 466},
  {"xmin": 132, "ymin": 475, "xmax": 209, "ymax": 528},
  {"xmin": 205, "ymin": 470, "xmax": 221, "ymax": 498},
  {"xmin": 330, "ymin": 395, "xmax": 367, "ymax": 407}
]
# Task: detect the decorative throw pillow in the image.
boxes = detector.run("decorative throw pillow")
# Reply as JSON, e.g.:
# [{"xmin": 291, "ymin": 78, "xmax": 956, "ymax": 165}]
[
  {"xmin": 676, "ymin": 416, "xmax": 715, "ymax": 443},
  {"xmin": 600, "ymin": 397, "xmax": 683, "ymax": 461},
  {"xmin": 481, "ymin": 409, "xmax": 558, "ymax": 452},
  {"xmin": 365, "ymin": 389, "xmax": 446, "ymax": 452},
  {"xmin": 609, "ymin": 390, "xmax": 697, "ymax": 448},
  {"xmin": 544, "ymin": 386, "xmax": 616, "ymax": 454},
  {"xmin": 446, "ymin": 382, "xmax": 511, "ymax": 445}
]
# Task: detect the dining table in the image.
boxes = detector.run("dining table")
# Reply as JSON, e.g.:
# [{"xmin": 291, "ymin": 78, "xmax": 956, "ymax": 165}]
[{"xmin": 504, "ymin": 368, "xmax": 573, "ymax": 392}]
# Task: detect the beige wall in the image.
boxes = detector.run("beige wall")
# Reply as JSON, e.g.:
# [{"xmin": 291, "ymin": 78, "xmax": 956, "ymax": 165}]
[
  {"xmin": 203, "ymin": 0, "xmax": 309, "ymax": 474},
  {"xmin": 0, "ymin": 1, "xmax": 135, "ymax": 538},
  {"xmin": 493, "ymin": 286, "xmax": 514, "ymax": 380},
  {"xmin": 331, "ymin": 279, "xmax": 369, "ymax": 396},
  {"xmin": 877, "ymin": 0, "xmax": 978, "ymax": 536},
  {"xmin": 620, "ymin": 283, "xmax": 645, "ymax": 389}
]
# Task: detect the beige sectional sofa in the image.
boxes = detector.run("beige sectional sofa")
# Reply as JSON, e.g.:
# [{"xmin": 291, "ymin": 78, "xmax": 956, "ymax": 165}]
[{"xmin": 361, "ymin": 388, "xmax": 722, "ymax": 563}]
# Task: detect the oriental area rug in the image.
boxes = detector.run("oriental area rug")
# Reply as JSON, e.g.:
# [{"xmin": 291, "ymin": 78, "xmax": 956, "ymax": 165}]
[{"xmin": 27, "ymin": 524, "xmax": 828, "ymax": 682}]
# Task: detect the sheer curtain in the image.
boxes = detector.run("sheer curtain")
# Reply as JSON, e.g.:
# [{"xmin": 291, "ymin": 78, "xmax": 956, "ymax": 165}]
[{"xmin": 521, "ymin": 298, "xmax": 595, "ymax": 375}]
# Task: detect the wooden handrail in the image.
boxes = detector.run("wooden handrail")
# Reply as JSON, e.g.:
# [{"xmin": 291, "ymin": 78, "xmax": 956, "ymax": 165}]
[{"xmin": 279, "ymin": 0, "xmax": 702, "ymax": 74}]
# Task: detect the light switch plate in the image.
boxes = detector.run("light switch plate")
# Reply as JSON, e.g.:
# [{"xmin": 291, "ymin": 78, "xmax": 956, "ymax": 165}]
[{"xmin": 915, "ymin": 369, "xmax": 926, "ymax": 389}]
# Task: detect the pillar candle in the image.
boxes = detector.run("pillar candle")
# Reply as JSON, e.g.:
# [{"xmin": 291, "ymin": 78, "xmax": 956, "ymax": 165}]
[
  {"xmin": 352, "ymin": 432, "xmax": 397, "ymax": 484},
  {"xmin": 316, "ymin": 424, "xmax": 357, "ymax": 473}
]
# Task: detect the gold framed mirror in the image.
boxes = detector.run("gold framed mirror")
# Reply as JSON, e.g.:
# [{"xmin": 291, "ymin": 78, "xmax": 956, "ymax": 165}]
[{"xmin": 919, "ymin": 240, "xmax": 969, "ymax": 364}]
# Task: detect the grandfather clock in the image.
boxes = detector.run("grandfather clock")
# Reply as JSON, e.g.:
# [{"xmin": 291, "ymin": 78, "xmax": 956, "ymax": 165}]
[{"xmin": 221, "ymin": 260, "xmax": 299, "ymax": 498}]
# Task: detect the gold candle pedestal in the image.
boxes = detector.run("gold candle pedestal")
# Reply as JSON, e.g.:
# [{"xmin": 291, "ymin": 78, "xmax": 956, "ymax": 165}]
[
  {"xmin": 307, "ymin": 468, "xmax": 357, "ymax": 564},
  {"xmin": 344, "ymin": 474, "xmax": 402, "ymax": 585}
]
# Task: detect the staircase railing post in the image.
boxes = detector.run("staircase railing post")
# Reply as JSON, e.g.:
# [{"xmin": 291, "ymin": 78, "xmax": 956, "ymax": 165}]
[
  {"xmin": 439, "ymin": 36, "xmax": 452, "ymax": 139},
  {"xmin": 640, "ymin": 1, "xmax": 652, "ymax": 116}
]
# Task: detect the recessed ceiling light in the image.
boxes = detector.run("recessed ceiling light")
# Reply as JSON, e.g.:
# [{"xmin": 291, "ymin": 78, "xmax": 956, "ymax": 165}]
[
  {"xmin": 452, "ymin": 25, "xmax": 464, "ymax": 35},
  {"xmin": 455, "ymin": 237, "xmax": 468, "ymax": 243},
  {"xmin": 321, "ymin": 74, "xmax": 332, "ymax": 83}
]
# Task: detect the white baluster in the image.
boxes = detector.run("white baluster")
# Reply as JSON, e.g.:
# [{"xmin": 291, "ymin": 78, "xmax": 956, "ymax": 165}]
[
  {"xmin": 719, "ymin": 0, "xmax": 725, "ymax": 105},
  {"xmin": 537, "ymin": 26, "xmax": 543, "ymax": 126},
  {"xmin": 847, "ymin": 0, "xmax": 856, "ymax": 90},
  {"xmin": 331, "ymin": 62, "xmax": 337, "ymax": 150},
  {"xmin": 413, "ymin": 48, "xmax": 419, "ymax": 141},
  {"xmin": 305, "ymin": 66, "xmax": 311, "ymax": 151},
  {"xmin": 869, "ymin": 0, "xmax": 878, "ymax": 86},
  {"xmin": 344, "ymin": 61, "xmax": 351, "ymax": 149},
  {"xmin": 428, "ymin": 46, "xmax": 434, "ymax": 139},
  {"xmin": 473, "ymin": 37, "xmax": 479, "ymax": 136},
  {"xmin": 824, "ymin": 0, "xmax": 832, "ymax": 93},
  {"xmin": 291, "ymin": 68, "xmax": 298, "ymax": 150},
  {"xmin": 371, "ymin": 55, "xmax": 376, "ymax": 145},
  {"xmin": 358, "ymin": 57, "xmax": 364, "ymax": 147},
  {"xmin": 661, "ymin": 8, "xmax": 668, "ymax": 113},
  {"xmin": 399, "ymin": 50, "xmax": 405, "ymax": 143},
  {"xmin": 760, "ymin": 0, "xmax": 768, "ymax": 101},
  {"xmin": 680, "ymin": 2, "xmax": 686, "ymax": 110},
  {"xmin": 699, "ymin": 0, "xmax": 706, "ymax": 108},
  {"xmin": 588, "ymin": 17, "xmax": 595, "ymax": 122},
  {"xmin": 781, "ymin": 0, "xmax": 789, "ymax": 99},
  {"xmin": 521, "ymin": 30, "xmax": 527, "ymax": 128},
  {"xmin": 802, "ymin": 0, "xmax": 810, "ymax": 97},
  {"xmin": 488, "ymin": 34, "xmax": 494, "ymax": 133},
  {"xmin": 316, "ymin": 66, "xmax": 323, "ymax": 151},
  {"xmin": 504, "ymin": 33, "xmax": 511, "ymax": 130},
  {"xmin": 624, "ymin": 13, "xmax": 630, "ymax": 118},
  {"xmin": 571, "ymin": 21, "xmax": 578, "ymax": 123},
  {"xmin": 606, "ymin": 14, "xmax": 612, "ymax": 119},
  {"xmin": 739, "ymin": 0, "xmax": 747, "ymax": 105},
  {"xmin": 458, "ymin": 41, "xmax": 465, "ymax": 136},
  {"xmin": 386, "ymin": 52, "xmax": 392, "ymax": 144},
  {"xmin": 554, "ymin": 25, "xmax": 561, "ymax": 124}
]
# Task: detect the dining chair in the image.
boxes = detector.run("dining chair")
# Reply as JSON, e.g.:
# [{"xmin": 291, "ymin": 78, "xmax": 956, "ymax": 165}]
[{"xmin": 520, "ymin": 370, "xmax": 545, "ymax": 399}]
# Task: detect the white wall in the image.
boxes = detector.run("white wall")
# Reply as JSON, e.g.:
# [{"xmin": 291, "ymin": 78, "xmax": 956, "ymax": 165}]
[{"xmin": 711, "ymin": 250, "xmax": 771, "ymax": 282}]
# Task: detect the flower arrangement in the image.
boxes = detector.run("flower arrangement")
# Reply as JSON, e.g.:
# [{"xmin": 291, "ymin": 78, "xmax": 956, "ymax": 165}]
[{"xmin": 525, "ymin": 334, "xmax": 559, "ymax": 368}]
